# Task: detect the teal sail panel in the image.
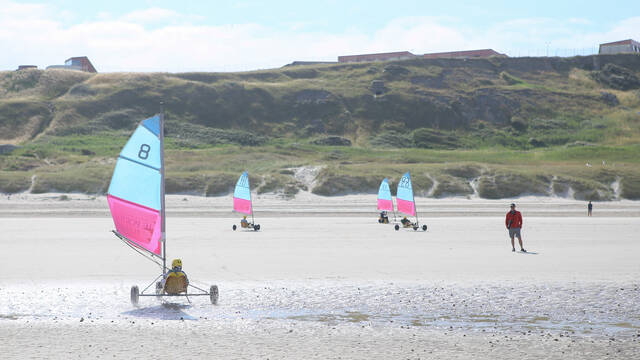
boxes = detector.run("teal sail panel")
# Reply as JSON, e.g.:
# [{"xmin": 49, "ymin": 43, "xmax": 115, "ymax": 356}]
[
  {"xmin": 233, "ymin": 171, "xmax": 251, "ymax": 200},
  {"xmin": 107, "ymin": 115, "xmax": 162, "ymax": 210}
]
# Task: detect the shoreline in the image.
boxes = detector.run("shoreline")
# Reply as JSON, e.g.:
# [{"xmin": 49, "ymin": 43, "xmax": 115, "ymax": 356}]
[{"xmin": 1, "ymin": 192, "xmax": 639, "ymax": 217}]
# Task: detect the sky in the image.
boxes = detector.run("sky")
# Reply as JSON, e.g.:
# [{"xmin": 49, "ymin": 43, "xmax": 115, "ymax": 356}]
[{"xmin": 2, "ymin": 0, "xmax": 640, "ymax": 72}]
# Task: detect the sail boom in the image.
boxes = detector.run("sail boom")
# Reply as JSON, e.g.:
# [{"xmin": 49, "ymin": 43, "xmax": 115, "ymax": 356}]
[{"xmin": 112, "ymin": 230, "xmax": 162, "ymax": 259}]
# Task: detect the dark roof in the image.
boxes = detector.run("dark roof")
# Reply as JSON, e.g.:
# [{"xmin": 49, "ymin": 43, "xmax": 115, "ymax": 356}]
[
  {"xmin": 338, "ymin": 51, "xmax": 415, "ymax": 63},
  {"xmin": 599, "ymin": 39, "xmax": 640, "ymax": 47},
  {"xmin": 422, "ymin": 49, "xmax": 506, "ymax": 59}
]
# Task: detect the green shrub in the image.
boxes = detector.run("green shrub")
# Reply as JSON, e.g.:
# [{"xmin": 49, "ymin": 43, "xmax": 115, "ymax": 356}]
[
  {"xmin": 431, "ymin": 175, "xmax": 473, "ymax": 198},
  {"xmin": 478, "ymin": 171, "xmax": 549, "ymax": 199},
  {"xmin": 412, "ymin": 128, "xmax": 460, "ymax": 149},
  {"xmin": 31, "ymin": 168, "xmax": 109, "ymax": 194},
  {"xmin": 0, "ymin": 172, "xmax": 31, "ymax": 193},
  {"xmin": 204, "ymin": 173, "xmax": 238, "ymax": 196}
]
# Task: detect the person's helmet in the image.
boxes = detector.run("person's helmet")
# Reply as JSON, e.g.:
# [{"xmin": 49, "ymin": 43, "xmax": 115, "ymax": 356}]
[
  {"xmin": 403, "ymin": 216, "xmax": 407, "ymax": 219},
  {"xmin": 171, "ymin": 259, "xmax": 182, "ymax": 269},
  {"xmin": 510, "ymin": 203, "xmax": 516, "ymax": 208},
  {"xmin": 243, "ymin": 216, "xmax": 247, "ymax": 219}
]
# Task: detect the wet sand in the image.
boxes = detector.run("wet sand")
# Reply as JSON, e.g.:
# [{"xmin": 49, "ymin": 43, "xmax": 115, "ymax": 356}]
[{"xmin": 1, "ymin": 195, "xmax": 639, "ymax": 358}]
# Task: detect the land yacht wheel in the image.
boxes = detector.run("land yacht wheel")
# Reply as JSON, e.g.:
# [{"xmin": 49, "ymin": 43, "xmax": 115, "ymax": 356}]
[
  {"xmin": 130, "ymin": 285, "xmax": 139, "ymax": 306},
  {"xmin": 210, "ymin": 285, "xmax": 219, "ymax": 305}
]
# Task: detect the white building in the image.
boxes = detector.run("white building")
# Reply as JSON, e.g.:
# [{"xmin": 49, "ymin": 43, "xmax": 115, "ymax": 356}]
[{"xmin": 598, "ymin": 39, "xmax": 640, "ymax": 55}]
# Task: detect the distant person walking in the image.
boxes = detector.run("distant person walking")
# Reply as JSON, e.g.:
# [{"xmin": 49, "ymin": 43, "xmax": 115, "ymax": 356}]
[
  {"xmin": 588, "ymin": 201, "xmax": 593, "ymax": 216},
  {"xmin": 505, "ymin": 203, "xmax": 526, "ymax": 252}
]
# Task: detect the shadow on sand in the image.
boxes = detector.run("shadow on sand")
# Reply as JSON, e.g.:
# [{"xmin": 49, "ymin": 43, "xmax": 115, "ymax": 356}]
[{"xmin": 123, "ymin": 303, "xmax": 197, "ymax": 320}]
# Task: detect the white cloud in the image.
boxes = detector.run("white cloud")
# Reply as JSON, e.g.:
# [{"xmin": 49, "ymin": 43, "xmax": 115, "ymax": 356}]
[
  {"xmin": 1, "ymin": 1, "xmax": 640, "ymax": 72},
  {"xmin": 120, "ymin": 7, "xmax": 203, "ymax": 25}
]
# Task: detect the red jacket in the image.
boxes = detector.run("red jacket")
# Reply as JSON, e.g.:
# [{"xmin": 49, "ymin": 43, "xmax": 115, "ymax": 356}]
[{"xmin": 505, "ymin": 210, "xmax": 522, "ymax": 229}]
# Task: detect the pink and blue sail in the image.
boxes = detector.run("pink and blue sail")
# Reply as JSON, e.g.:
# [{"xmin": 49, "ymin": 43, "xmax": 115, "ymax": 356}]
[
  {"xmin": 107, "ymin": 115, "xmax": 163, "ymax": 256},
  {"xmin": 233, "ymin": 171, "xmax": 252, "ymax": 215},
  {"xmin": 396, "ymin": 171, "xmax": 416, "ymax": 216},
  {"xmin": 377, "ymin": 178, "xmax": 394, "ymax": 211}
]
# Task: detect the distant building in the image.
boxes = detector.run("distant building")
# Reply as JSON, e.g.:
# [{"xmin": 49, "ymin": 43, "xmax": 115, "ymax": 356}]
[
  {"xmin": 598, "ymin": 39, "xmax": 640, "ymax": 55},
  {"xmin": 285, "ymin": 61, "xmax": 338, "ymax": 67},
  {"xmin": 46, "ymin": 56, "xmax": 97, "ymax": 73},
  {"xmin": 338, "ymin": 51, "xmax": 416, "ymax": 63},
  {"xmin": 17, "ymin": 65, "xmax": 37, "ymax": 71},
  {"xmin": 422, "ymin": 49, "xmax": 506, "ymax": 59}
]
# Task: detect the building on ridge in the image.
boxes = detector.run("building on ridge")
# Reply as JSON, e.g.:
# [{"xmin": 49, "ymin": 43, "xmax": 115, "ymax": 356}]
[
  {"xmin": 598, "ymin": 39, "xmax": 640, "ymax": 55},
  {"xmin": 338, "ymin": 51, "xmax": 416, "ymax": 63},
  {"xmin": 46, "ymin": 56, "xmax": 98, "ymax": 73},
  {"xmin": 422, "ymin": 49, "xmax": 506, "ymax": 59}
]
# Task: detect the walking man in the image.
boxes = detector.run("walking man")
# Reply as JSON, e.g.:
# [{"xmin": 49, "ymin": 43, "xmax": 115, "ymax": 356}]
[
  {"xmin": 505, "ymin": 203, "xmax": 526, "ymax": 252},
  {"xmin": 588, "ymin": 201, "xmax": 593, "ymax": 216}
]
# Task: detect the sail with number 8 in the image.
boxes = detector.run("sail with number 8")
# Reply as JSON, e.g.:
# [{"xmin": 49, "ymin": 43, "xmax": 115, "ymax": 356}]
[{"xmin": 107, "ymin": 114, "xmax": 165, "ymax": 258}]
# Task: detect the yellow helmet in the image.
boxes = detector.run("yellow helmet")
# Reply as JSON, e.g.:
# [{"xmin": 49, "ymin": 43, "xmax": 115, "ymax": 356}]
[
  {"xmin": 243, "ymin": 216, "xmax": 247, "ymax": 219},
  {"xmin": 171, "ymin": 259, "xmax": 182, "ymax": 269}
]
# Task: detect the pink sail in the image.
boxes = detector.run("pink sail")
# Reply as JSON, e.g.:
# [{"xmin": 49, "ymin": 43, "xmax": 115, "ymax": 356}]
[
  {"xmin": 107, "ymin": 194, "xmax": 162, "ymax": 255},
  {"xmin": 377, "ymin": 199, "xmax": 393, "ymax": 211},
  {"xmin": 397, "ymin": 198, "xmax": 416, "ymax": 216},
  {"xmin": 233, "ymin": 197, "xmax": 252, "ymax": 215}
]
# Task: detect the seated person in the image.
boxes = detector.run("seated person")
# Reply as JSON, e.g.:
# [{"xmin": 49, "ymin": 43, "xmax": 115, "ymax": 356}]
[
  {"xmin": 163, "ymin": 258, "xmax": 189, "ymax": 295},
  {"xmin": 240, "ymin": 215, "xmax": 249, "ymax": 228},
  {"xmin": 379, "ymin": 211, "xmax": 389, "ymax": 223},
  {"xmin": 401, "ymin": 216, "xmax": 411, "ymax": 227}
]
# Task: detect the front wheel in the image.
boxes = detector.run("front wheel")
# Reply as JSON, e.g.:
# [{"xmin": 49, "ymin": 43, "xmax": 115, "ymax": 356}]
[
  {"xmin": 254, "ymin": 224, "xmax": 260, "ymax": 231},
  {"xmin": 130, "ymin": 285, "xmax": 139, "ymax": 306},
  {"xmin": 210, "ymin": 285, "xmax": 219, "ymax": 305},
  {"xmin": 232, "ymin": 224, "xmax": 237, "ymax": 231},
  {"xmin": 394, "ymin": 224, "xmax": 399, "ymax": 231},
  {"xmin": 422, "ymin": 225, "xmax": 427, "ymax": 231}
]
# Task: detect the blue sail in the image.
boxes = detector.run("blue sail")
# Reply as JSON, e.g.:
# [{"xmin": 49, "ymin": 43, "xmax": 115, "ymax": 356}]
[{"xmin": 107, "ymin": 115, "xmax": 163, "ymax": 255}]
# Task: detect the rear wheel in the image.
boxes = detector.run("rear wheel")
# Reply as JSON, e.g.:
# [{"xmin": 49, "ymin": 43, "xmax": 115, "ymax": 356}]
[
  {"xmin": 413, "ymin": 226, "xmax": 418, "ymax": 231},
  {"xmin": 422, "ymin": 225, "xmax": 427, "ymax": 231},
  {"xmin": 232, "ymin": 224, "xmax": 237, "ymax": 231},
  {"xmin": 130, "ymin": 285, "xmax": 139, "ymax": 306},
  {"xmin": 394, "ymin": 224, "xmax": 399, "ymax": 231},
  {"xmin": 210, "ymin": 285, "xmax": 219, "ymax": 305}
]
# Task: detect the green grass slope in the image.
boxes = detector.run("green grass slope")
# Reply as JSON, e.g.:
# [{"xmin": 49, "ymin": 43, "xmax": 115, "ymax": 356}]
[{"xmin": 1, "ymin": 54, "xmax": 640, "ymax": 199}]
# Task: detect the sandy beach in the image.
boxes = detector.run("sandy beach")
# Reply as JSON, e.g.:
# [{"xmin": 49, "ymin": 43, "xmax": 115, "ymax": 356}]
[{"xmin": 1, "ymin": 194, "xmax": 639, "ymax": 359}]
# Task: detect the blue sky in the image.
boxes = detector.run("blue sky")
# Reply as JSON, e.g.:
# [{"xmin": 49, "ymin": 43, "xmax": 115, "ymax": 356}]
[{"xmin": 2, "ymin": 0, "xmax": 639, "ymax": 72}]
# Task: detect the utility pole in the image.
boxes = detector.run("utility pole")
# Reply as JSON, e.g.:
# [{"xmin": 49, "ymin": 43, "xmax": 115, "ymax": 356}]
[{"xmin": 546, "ymin": 42, "xmax": 550, "ymax": 57}]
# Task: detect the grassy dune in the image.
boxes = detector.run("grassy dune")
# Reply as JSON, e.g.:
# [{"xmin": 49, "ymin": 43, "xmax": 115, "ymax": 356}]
[{"xmin": 1, "ymin": 54, "xmax": 640, "ymax": 199}]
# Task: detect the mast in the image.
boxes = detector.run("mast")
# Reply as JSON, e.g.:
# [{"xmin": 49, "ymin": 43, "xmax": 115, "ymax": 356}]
[
  {"xmin": 249, "ymin": 172, "xmax": 255, "ymax": 224},
  {"xmin": 159, "ymin": 102, "xmax": 166, "ymax": 276},
  {"xmin": 410, "ymin": 172, "xmax": 419, "ymax": 225},
  {"xmin": 392, "ymin": 196, "xmax": 397, "ymax": 223}
]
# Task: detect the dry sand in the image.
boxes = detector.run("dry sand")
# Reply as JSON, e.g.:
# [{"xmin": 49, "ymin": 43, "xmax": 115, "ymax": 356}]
[{"xmin": 1, "ymin": 194, "xmax": 639, "ymax": 359}]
